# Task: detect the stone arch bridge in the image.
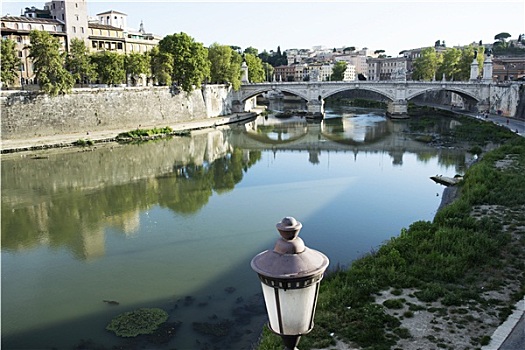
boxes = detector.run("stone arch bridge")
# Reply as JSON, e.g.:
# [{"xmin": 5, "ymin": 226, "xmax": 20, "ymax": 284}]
[{"xmin": 233, "ymin": 81, "xmax": 521, "ymax": 118}]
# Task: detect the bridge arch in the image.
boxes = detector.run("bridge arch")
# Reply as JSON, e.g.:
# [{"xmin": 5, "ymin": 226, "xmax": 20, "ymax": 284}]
[
  {"xmin": 322, "ymin": 86, "xmax": 395, "ymax": 102},
  {"xmin": 239, "ymin": 86, "xmax": 309, "ymax": 104},
  {"xmin": 406, "ymin": 86, "xmax": 480, "ymax": 102}
]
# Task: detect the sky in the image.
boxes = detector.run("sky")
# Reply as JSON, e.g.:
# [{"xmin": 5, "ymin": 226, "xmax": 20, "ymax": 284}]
[{"xmin": 2, "ymin": 0, "xmax": 524, "ymax": 56}]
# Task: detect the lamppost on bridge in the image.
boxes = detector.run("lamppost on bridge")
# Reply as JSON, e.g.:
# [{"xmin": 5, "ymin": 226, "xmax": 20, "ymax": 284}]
[{"xmin": 251, "ymin": 217, "xmax": 329, "ymax": 350}]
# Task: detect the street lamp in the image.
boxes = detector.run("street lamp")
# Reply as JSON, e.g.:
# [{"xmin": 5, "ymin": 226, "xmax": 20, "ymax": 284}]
[{"xmin": 251, "ymin": 217, "xmax": 329, "ymax": 350}]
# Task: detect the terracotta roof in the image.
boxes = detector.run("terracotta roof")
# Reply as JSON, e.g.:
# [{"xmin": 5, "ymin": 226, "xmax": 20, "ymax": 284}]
[{"xmin": 1, "ymin": 16, "xmax": 63, "ymax": 25}]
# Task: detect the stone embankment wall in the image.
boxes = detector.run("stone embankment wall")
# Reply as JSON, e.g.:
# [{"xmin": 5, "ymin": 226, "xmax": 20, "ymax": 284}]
[
  {"xmin": 490, "ymin": 84, "xmax": 522, "ymax": 117},
  {"xmin": 0, "ymin": 85, "xmax": 233, "ymax": 140}
]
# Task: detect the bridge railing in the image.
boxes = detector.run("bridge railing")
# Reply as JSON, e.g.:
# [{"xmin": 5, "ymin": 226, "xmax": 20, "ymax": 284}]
[{"xmin": 240, "ymin": 80, "xmax": 508, "ymax": 86}]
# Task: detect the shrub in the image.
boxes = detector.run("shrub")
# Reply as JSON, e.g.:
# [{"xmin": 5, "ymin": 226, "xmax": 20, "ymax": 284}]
[{"xmin": 383, "ymin": 298, "xmax": 405, "ymax": 309}]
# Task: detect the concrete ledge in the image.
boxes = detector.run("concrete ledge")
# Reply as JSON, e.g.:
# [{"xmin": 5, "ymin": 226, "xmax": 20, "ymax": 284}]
[
  {"xmin": 481, "ymin": 297, "xmax": 525, "ymax": 350},
  {"xmin": 1, "ymin": 112, "xmax": 257, "ymax": 154}
]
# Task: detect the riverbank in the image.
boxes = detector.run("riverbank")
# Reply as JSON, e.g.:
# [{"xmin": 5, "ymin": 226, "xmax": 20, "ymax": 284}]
[
  {"xmin": 257, "ymin": 114, "xmax": 525, "ymax": 350},
  {"xmin": 0, "ymin": 112, "xmax": 257, "ymax": 154}
]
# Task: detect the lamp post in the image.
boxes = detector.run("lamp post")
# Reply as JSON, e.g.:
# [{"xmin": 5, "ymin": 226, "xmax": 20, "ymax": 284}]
[{"xmin": 251, "ymin": 217, "xmax": 329, "ymax": 350}]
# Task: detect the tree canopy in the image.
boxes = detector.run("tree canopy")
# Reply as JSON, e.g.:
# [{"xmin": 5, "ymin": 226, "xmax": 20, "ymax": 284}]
[
  {"xmin": 125, "ymin": 52, "xmax": 150, "ymax": 85},
  {"xmin": 244, "ymin": 53, "xmax": 265, "ymax": 83},
  {"xmin": 1, "ymin": 39, "xmax": 21, "ymax": 88},
  {"xmin": 65, "ymin": 38, "xmax": 96, "ymax": 86},
  {"xmin": 331, "ymin": 61, "xmax": 347, "ymax": 81},
  {"xmin": 412, "ymin": 47, "xmax": 441, "ymax": 81},
  {"xmin": 28, "ymin": 30, "xmax": 74, "ymax": 95},
  {"xmin": 149, "ymin": 47, "xmax": 172, "ymax": 86},
  {"xmin": 208, "ymin": 43, "xmax": 242, "ymax": 90},
  {"xmin": 91, "ymin": 51, "xmax": 126, "ymax": 85},
  {"xmin": 158, "ymin": 32, "xmax": 210, "ymax": 92}
]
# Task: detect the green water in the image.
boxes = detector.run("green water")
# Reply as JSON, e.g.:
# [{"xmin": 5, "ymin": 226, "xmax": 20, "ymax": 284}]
[{"xmin": 1, "ymin": 108, "xmax": 468, "ymax": 349}]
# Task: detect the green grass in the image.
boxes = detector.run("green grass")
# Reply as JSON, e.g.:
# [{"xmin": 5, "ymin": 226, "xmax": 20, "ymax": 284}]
[{"xmin": 116, "ymin": 126, "xmax": 175, "ymax": 140}]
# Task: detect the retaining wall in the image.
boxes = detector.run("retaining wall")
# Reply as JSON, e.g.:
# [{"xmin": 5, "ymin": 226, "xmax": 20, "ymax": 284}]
[{"xmin": 0, "ymin": 85, "xmax": 233, "ymax": 140}]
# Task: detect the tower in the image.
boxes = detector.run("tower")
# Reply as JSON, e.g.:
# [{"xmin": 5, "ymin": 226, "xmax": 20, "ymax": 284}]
[{"xmin": 46, "ymin": 0, "xmax": 89, "ymax": 50}]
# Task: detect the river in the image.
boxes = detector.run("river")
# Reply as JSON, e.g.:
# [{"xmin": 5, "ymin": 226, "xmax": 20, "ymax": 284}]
[{"xmin": 1, "ymin": 106, "xmax": 470, "ymax": 349}]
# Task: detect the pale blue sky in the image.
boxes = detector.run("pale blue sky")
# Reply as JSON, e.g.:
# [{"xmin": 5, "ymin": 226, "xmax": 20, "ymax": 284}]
[{"xmin": 2, "ymin": 1, "xmax": 524, "ymax": 56}]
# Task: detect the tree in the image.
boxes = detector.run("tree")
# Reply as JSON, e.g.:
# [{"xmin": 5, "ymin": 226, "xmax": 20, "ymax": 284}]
[
  {"xmin": 258, "ymin": 50, "xmax": 271, "ymax": 64},
  {"xmin": 208, "ymin": 43, "xmax": 242, "ymax": 89},
  {"xmin": 65, "ymin": 38, "xmax": 96, "ymax": 86},
  {"xmin": 262, "ymin": 62, "xmax": 274, "ymax": 82},
  {"xmin": 244, "ymin": 53, "xmax": 265, "ymax": 83},
  {"xmin": 1, "ymin": 39, "xmax": 21, "ymax": 88},
  {"xmin": 456, "ymin": 45, "xmax": 484, "ymax": 81},
  {"xmin": 91, "ymin": 51, "xmax": 126, "ymax": 85},
  {"xmin": 331, "ymin": 61, "xmax": 347, "ymax": 81},
  {"xmin": 411, "ymin": 47, "xmax": 441, "ymax": 81},
  {"xmin": 243, "ymin": 46, "xmax": 258, "ymax": 56},
  {"xmin": 125, "ymin": 52, "xmax": 150, "ymax": 86},
  {"xmin": 158, "ymin": 32, "xmax": 210, "ymax": 92},
  {"xmin": 494, "ymin": 32, "xmax": 511, "ymax": 43},
  {"xmin": 149, "ymin": 47, "xmax": 172, "ymax": 86},
  {"xmin": 436, "ymin": 47, "xmax": 461, "ymax": 81},
  {"xmin": 28, "ymin": 30, "xmax": 74, "ymax": 95}
]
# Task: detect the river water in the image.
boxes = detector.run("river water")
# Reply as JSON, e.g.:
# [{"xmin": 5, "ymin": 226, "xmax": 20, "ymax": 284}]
[{"xmin": 1, "ymin": 106, "xmax": 469, "ymax": 349}]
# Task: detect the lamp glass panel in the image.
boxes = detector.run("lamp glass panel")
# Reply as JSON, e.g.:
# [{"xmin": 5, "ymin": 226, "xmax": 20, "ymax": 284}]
[{"xmin": 260, "ymin": 282, "xmax": 319, "ymax": 335}]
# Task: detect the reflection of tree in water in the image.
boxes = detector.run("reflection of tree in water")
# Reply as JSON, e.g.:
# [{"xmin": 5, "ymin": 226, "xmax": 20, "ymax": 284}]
[
  {"xmin": 1, "ymin": 148, "xmax": 261, "ymax": 257},
  {"xmin": 160, "ymin": 148, "xmax": 261, "ymax": 213}
]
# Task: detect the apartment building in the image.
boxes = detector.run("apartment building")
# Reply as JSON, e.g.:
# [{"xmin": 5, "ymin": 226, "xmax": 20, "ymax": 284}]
[
  {"xmin": 367, "ymin": 56, "xmax": 408, "ymax": 81},
  {"xmin": 1, "ymin": 16, "xmax": 67, "ymax": 85},
  {"xmin": 1, "ymin": 0, "xmax": 161, "ymax": 87}
]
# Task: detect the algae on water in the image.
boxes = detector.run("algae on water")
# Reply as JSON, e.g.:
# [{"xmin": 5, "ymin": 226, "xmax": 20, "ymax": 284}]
[{"xmin": 106, "ymin": 308, "xmax": 169, "ymax": 337}]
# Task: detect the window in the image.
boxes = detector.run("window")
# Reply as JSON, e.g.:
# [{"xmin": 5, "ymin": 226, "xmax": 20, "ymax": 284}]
[
  {"xmin": 81, "ymin": 27, "xmax": 84, "ymax": 33},
  {"xmin": 20, "ymin": 63, "xmax": 25, "ymax": 72},
  {"xmin": 17, "ymin": 36, "xmax": 22, "ymax": 43},
  {"xmin": 18, "ymin": 51, "xmax": 23, "ymax": 57},
  {"xmin": 41, "ymin": 25, "xmax": 44, "ymax": 30},
  {"xmin": 76, "ymin": 15, "xmax": 79, "ymax": 21},
  {"xmin": 92, "ymin": 41, "xmax": 97, "ymax": 48},
  {"xmin": 73, "ymin": 26, "xmax": 76, "ymax": 33},
  {"xmin": 28, "ymin": 24, "xmax": 32, "ymax": 30},
  {"xmin": 62, "ymin": 14, "xmax": 64, "ymax": 20}
]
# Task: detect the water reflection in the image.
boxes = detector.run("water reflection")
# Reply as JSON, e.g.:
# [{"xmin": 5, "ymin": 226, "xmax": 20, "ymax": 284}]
[
  {"xmin": 1, "ymin": 109, "xmax": 470, "ymax": 349},
  {"xmin": 2, "ymin": 133, "xmax": 262, "ymax": 259},
  {"xmin": 2, "ymin": 112, "xmax": 466, "ymax": 260}
]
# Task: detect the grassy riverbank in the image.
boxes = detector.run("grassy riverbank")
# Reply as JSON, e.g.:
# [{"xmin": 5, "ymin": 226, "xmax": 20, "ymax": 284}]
[{"xmin": 257, "ymin": 116, "xmax": 525, "ymax": 350}]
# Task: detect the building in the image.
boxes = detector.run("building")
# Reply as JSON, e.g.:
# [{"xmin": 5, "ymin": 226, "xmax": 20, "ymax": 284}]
[
  {"xmin": 88, "ymin": 22, "xmax": 125, "ymax": 53},
  {"xmin": 1, "ymin": 0, "xmax": 161, "ymax": 87},
  {"xmin": 1, "ymin": 15, "xmax": 67, "ymax": 85},
  {"xmin": 343, "ymin": 64, "xmax": 356, "ymax": 81},
  {"xmin": 93, "ymin": 10, "xmax": 160, "ymax": 53},
  {"xmin": 367, "ymin": 56, "xmax": 408, "ymax": 81},
  {"xmin": 274, "ymin": 65, "xmax": 295, "ymax": 82},
  {"xmin": 492, "ymin": 56, "xmax": 525, "ymax": 81},
  {"xmin": 46, "ymin": 0, "xmax": 89, "ymax": 49}
]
